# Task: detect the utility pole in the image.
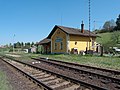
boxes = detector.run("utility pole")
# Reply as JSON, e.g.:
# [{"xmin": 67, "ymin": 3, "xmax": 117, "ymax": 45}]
[
  {"xmin": 88, "ymin": 0, "xmax": 91, "ymax": 51},
  {"xmin": 93, "ymin": 20, "xmax": 104, "ymax": 30}
]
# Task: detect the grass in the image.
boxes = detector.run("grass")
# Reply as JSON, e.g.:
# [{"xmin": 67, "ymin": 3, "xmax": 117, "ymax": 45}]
[
  {"xmin": 1, "ymin": 52, "xmax": 120, "ymax": 70},
  {"xmin": 35, "ymin": 54, "xmax": 120, "ymax": 70},
  {"xmin": 0, "ymin": 71, "xmax": 12, "ymax": 90},
  {"xmin": 96, "ymin": 32, "xmax": 112, "ymax": 44}
]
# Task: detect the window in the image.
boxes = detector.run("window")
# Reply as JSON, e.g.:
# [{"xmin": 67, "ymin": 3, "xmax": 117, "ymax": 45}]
[
  {"xmin": 54, "ymin": 43, "xmax": 57, "ymax": 50},
  {"xmin": 60, "ymin": 42, "xmax": 63, "ymax": 50}
]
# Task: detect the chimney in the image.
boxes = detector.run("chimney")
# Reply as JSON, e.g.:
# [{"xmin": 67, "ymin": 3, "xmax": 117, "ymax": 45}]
[{"xmin": 81, "ymin": 21, "xmax": 84, "ymax": 33}]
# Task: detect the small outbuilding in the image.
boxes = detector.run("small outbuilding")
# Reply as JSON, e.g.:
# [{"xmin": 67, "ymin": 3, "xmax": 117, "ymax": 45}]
[{"xmin": 37, "ymin": 38, "xmax": 51, "ymax": 54}]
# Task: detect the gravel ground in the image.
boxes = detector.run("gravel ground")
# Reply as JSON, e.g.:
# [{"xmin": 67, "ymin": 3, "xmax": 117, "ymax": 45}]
[
  {"xmin": 0, "ymin": 58, "xmax": 41, "ymax": 90},
  {"xmin": 29, "ymin": 61, "xmax": 117, "ymax": 90}
]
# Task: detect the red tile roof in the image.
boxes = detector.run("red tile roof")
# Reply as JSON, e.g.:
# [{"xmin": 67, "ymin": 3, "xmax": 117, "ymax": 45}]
[
  {"xmin": 38, "ymin": 25, "xmax": 97, "ymax": 45},
  {"xmin": 37, "ymin": 38, "xmax": 51, "ymax": 45},
  {"xmin": 47, "ymin": 25, "xmax": 97, "ymax": 38}
]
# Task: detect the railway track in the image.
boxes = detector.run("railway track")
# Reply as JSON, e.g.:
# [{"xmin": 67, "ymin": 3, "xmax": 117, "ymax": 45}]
[
  {"xmin": 0, "ymin": 56, "xmax": 107, "ymax": 90},
  {"xmin": 36, "ymin": 57, "xmax": 120, "ymax": 79},
  {"xmin": 31, "ymin": 57, "xmax": 120, "ymax": 90},
  {"xmin": 0, "ymin": 57, "xmax": 52, "ymax": 90},
  {"xmin": 38, "ymin": 57, "xmax": 120, "ymax": 78}
]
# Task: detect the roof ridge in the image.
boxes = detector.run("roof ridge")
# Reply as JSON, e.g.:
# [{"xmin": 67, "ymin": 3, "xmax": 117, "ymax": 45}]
[
  {"xmin": 47, "ymin": 25, "xmax": 97, "ymax": 39},
  {"xmin": 56, "ymin": 25, "xmax": 90, "ymax": 31},
  {"xmin": 57, "ymin": 25, "xmax": 81, "ymax": 30}
]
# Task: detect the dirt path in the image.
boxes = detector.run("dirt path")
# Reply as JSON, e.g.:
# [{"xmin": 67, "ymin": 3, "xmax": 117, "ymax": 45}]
[{"xmin": 5, "ymin": 54, "xmax": 21, "ymax": 57}]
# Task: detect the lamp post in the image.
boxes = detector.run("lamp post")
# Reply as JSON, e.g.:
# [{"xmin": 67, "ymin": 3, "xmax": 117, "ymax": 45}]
[{"xmin": 13, "ymin": 34, "xmax": 15, "ymax": 53}]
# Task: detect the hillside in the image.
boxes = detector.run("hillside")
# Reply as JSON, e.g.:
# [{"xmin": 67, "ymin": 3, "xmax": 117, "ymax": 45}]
[
  {"xmin": 96, "ymin": 32, "xmax": 112, "ymax": 45},
  {"xmin": 96, "ymin": 31, "xmax": 120, "ymax": 52}
]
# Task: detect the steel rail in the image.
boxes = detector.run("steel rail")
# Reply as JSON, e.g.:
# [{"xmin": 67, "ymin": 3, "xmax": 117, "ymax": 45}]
[
  {"xmin": 0, "ymin": 57, "xmax": 53, "ymax": 90},
  {"xmin": 39, "ymin": 57, "xmax": 120, "ymax": 75},
  {"xmin": 2, "ymin": 56, "xmax": 107, "ymax": 90},
  {"xmin": 32, "ymin": 58, "xmax": 120, "ymax": 84}
]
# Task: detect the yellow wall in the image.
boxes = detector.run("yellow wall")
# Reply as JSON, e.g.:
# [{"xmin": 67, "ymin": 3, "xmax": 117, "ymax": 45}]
[
  {"xmin": 69, "ymin": 35, "xmax": 96, "ymax": 53},
  {"xmin": 51, "ymin": 28, "xmax": 67, "ymax": 53},
  {"xmin": 51, "ymin": 28, "xmax": 96, "ymax": 54}
]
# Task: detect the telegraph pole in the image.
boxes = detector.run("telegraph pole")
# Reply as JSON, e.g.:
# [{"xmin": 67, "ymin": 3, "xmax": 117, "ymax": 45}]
[{"xmin": 88, "ymin": 0, "xmax": 91, "ymax": 51}]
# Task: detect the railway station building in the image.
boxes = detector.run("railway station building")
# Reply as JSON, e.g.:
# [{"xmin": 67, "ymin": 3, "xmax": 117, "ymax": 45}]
[{"xmin": 37, "ymin": 23, "xmax": 97, "ymax": 54}]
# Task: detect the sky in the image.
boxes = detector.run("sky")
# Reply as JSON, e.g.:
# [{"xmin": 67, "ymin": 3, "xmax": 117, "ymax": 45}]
[{"xmin": 0, "ymin": 0, "xmax": 120, "ymax": 45}]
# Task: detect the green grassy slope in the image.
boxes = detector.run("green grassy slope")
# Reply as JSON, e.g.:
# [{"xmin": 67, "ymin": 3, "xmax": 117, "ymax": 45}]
[{"xmin": 96, "ymin": 32, "xmax": 112, "ymax": 44}]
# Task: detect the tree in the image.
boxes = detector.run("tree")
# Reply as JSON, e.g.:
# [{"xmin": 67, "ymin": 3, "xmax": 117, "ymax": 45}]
[
  {"xmin": 103, "ymin": 21, "xmax": 111, "ymax": 30},
  {"xmin": 9, "ymin": 43, "xmax": 12, "ymax": 47},
  {"xmin": 103, "ymin": 19, "xmax": 116, "ymax": 31},
  {"xmin": 20, "ymin": 42, "xmax": 24, "ymax": 49},
  {"xmin": 116, "ymin": 14, "xmax": 120, "ymax": 30},
  {"xmin": 16, "ymin": 42, "xmax": 21, "ymax": 48},
  {"xmin": 110, "ymin": 19, "xmax": 116, "ymax": 27},
  {"xmin": 37, "ymin": 45, "xmax": 44, "ymax": 53},
  {"xmin": 31, "ymin": 42, "xmax": 34, "ymax": 46},
  {"xmin": 27, "ymin": 42, "xmax": 30, "ymax": 47},
  {"xmin": 111, "ymin": 31, "xmax": 120, "ymax": 45},
  {"xmin": 103, "ymin": 31, "xmax": 120, "ymax": 53},
  {"xmin": 14, "ymin": 43, "xmax": 17, "ymax": 48},
  {"xmin": 24, "ymin": 42, "xmax": 31, "ymax": 48},
  {"xmin": 21, "ymin": 42, "xmax": 24, "ymax": 47}
]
